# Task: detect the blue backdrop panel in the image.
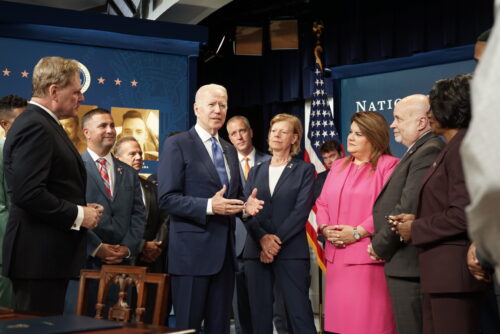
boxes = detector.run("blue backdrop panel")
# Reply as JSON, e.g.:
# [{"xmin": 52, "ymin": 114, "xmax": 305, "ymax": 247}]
[
  {"xmin": 0, "ymin": 36, "xmax": 190, "ymax": 174},
  {"xmin": 337, "ymin": 59, "xmax": 475, "ymax": 157}
]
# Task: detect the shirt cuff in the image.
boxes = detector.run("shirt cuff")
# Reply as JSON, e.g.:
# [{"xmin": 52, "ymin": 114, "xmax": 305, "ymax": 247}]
[
  {"xmin": 71, "ymin": 205, "xmax": 84, "ymax": 230},
  {"xmin": 207, "ymin": 198, "xmax": 214, "ymax": 215},
  {"xmin": 92, "ymin": 243, "xmax": 103, "ymax": 257}
]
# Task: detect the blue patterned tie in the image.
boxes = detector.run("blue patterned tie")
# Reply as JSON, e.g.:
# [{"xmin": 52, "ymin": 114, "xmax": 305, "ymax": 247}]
[{"xmin": 210, "ymin": 137, "xmax": 229, "ymax": 188}]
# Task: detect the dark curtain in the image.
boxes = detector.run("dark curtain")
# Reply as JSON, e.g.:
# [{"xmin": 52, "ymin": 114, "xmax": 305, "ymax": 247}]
[
  {"xmin": 200, "ymin": 0, "xmax": 493, "ymax": 108},
  {"xmin": 200, "ymin": 0, "xmax": 493, "ymax": 151}
]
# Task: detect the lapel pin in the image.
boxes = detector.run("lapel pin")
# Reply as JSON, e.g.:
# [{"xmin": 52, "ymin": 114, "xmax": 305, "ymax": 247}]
[{"xmin": 117, "ymin": 166, "xmax": 123, "ymax": 175}]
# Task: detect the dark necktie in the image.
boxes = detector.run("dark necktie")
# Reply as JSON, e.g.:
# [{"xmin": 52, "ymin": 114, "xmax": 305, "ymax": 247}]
[{"xmin": 210, "ymin": 137, "xmax": 229, "ymax": 188}]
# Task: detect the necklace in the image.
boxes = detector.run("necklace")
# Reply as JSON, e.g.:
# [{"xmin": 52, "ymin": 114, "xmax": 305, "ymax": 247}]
[{"xmin": 271, "ymin": 156, "xmax": 291, "ymax": 166}]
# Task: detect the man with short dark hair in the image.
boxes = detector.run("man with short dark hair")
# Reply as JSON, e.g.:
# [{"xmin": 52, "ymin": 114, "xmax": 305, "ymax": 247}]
[
  {"xmin": 0, "ymin": 94, "xmax": 26, "ymax": 308},
  {"xmin": 121, "ymin": 110, "xmax": 159, "ymax": 160},
  {"xmin": 314, "ymin": 139, "xmax": 343, "ymax": 200},
  {"xmin": 226, "ymin": 115, "xmax": 270, "ymax": 334},
  {"xmin": 81, "ymin": 108, "xmax": 145, "ymax": 269},
  {"xmin": 115, "ymin": 136, "xmax": 169, "ymax": 322},
  {"xmin": 114, "ymin": 136, "xmax": 168, "ymax": 272},
  {"xmin": 3, "ymin": 57, "xmax": 102, "ymax": 313}
]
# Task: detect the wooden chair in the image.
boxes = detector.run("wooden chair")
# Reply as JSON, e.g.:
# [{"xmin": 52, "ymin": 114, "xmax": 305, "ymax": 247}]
[{"xmin": 76, "ymin": 265, "xmax": 170, "ymax": 326}]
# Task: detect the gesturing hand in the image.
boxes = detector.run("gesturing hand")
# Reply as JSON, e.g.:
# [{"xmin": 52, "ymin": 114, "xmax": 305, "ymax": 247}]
[
  {"xmin": 245, "ymin": 188, "xmax": 264, "ymax": 216},
  {"xmin": 211, "ymin": 185, "xmax": 245, "ymax": 215}
]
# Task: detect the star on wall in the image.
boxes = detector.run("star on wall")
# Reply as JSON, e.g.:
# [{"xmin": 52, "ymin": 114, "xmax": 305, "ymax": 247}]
[
  {"xmin": 97, "ymin": 77, "xmax": 105, "ymax": 84},
  {"xmin": 2, "ymin": 68, "xmax": 10, "ymax": 76},
  {"xmin": 131, "ymin": 80, "xmax": 138, "ymax": 87},
  {"xmin": 114, "ymin": 78, "xmax": 122, "ymax": 86},
  {"xmin": 21, "ymin": 70, "xmax": 29, "ymax": 78}
]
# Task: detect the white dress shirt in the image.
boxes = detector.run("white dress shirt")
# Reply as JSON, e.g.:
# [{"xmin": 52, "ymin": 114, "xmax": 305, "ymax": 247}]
[
  {"xmin": 269, "ymin": 165, "xmax": 286, "ymax": 196},
  {"xmin": 237, "ymin": 148, "xmax": 256, "ymax": 170},
  {"xmin": 194, "ymin": 124, "xmax": 230, "ymax": 215}
]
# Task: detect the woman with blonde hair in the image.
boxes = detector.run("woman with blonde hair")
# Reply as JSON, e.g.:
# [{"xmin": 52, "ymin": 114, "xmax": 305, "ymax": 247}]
[
  {"xmin": 317, "ymin": 111, "xmax": 398, "ymax": 334},
  {"xmin": 244, "ymin": 113, "xmax": 317, "ymax": 333}
]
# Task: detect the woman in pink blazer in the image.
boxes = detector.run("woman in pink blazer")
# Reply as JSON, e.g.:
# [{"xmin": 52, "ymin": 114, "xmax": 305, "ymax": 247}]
[{"xmin": 317, "ymin": 111, "xmax": 398, "ymax": 334}]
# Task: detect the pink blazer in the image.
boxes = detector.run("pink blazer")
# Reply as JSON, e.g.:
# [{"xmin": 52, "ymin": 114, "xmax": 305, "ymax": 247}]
[{"xmin": 316, "ymin": 155, "xmax": 399, "ymax": 265}]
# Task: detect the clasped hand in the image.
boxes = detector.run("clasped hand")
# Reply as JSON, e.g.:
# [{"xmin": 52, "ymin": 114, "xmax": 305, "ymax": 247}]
[
  {"xmin": 140, "ymin": 241, "xmax": 162, "ymax": 263},
  {"xmin": 322, "ymin": 225, "xmax": 356, "ymax": 247},
  {"xmin": 387, "ymin": 214, "xmax": 414, "ymax": 242},
  {"xmin": 211, "ymin": 185, "xmax": 264, "ymax": 216},
  {"xmin": 259, "ymin": 234, "xmax": 281, "ymax": 264},
  {"xmin": 96, "ymin": 244, "xmax": 129, "ymax": 264},
  {"xmin": 467, "ymin": 242, "xmax": 492, "ymax": 282},
  {"xmin": 81, "ymin": 203, "xmax": 104, "ymax": 230}
]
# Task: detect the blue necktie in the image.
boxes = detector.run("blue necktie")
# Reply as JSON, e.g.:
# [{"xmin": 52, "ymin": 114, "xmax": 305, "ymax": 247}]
[{"xmin": 210, "ymin": 137, "xmax": 229, "ymax": 188}]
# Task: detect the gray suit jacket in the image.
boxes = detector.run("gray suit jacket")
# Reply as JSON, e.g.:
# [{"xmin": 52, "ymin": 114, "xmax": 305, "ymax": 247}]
[
  {"xmin": 82, "ymin": 151, "xmax": 146, "ymax": 265},
  {"xmin": 372, "ymin": 132, "xmax": 444, "ymax": 277},
  {"xmin": 235, "ymin": 150, "xmax": 270, "ymax": 256}
]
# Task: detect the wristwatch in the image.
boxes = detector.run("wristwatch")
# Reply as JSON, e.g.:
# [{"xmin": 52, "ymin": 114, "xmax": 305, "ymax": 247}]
[{"xmin": 353, "ymin": 227, "xmax": 361, "ymax": 241}]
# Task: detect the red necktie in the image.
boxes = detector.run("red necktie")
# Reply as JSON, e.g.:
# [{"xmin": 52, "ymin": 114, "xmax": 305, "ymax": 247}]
[{"xmin": 97, "ymin": 158, "xmax": 112, "ymax": 198}]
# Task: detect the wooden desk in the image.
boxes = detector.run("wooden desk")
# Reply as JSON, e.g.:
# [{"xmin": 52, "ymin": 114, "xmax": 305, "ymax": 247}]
[{"xmin": 0, "ymin": 309, "xmax": 195, "ymax": 334}]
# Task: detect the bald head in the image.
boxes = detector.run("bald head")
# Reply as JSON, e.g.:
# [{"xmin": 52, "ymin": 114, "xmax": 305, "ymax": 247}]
[{"xmin": 390, "ymin": 94, "xmax": 431, "ymax": 147}]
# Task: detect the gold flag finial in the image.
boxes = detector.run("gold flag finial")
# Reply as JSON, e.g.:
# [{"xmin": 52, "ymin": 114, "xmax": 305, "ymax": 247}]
[{"xmin": 313, "ymin": 20, "xmax": 324, "ymax": 44}]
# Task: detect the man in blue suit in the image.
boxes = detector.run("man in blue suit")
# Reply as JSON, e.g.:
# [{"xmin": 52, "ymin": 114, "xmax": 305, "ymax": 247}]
[
  {"xmin": 81, "ymin": 108, "xmax": 145, "ymax": 268},
  {"xmin": 226, "ymin": 115, "xmax": 271, "ymax": 334},
  {"xmin": 158, "ymin": 84, "xmax": 263, "ymax": 333}
]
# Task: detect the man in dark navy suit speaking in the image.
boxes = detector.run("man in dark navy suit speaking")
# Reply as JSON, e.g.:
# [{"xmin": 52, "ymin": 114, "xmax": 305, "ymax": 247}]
[{"xmin": 158, "ymin": 84, "xmax": 263, "ymax": 333}]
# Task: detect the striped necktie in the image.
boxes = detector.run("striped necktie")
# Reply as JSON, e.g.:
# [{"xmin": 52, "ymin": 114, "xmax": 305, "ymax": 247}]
[{"xmin": 97, "ymin": 158, "xmax": 112, "ymax": 198}]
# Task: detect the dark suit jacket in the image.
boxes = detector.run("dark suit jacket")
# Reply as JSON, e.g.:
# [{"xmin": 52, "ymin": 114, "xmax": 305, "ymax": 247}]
[
  {"xmin": 243, "ymin": 158, "xmax": 315, "ymax": 259},
  {"xmin": 411, "ymin": 129, "xmax": 487, "ymax": 293},
  {"xmin": 372, "ymin": 132, "xmax": 444, "ymax": 277},
  {"xmin": 135, "ymin": 177, "xmax": 169, "ymax": 272},
  {"xmin": 158, "ymin": 127, "xmax": 242, "ymax": 276},
  {"xmin": 3, "ymin": 104, "xmax": 87, "ymax": 279},
  {"xmin": 314, "ymin": 170, "xmax": 328, "ymax": 202},
  {"xmin": 235, "ymin": 150, "xmax": 270, "ymax": 257},
  {"xmin": 82, "ymin": 151, "xmax": 146, "ymax": 265}
]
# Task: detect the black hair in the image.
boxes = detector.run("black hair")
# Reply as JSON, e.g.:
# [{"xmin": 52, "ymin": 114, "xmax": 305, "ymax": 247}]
[{"xmin": 429, "ymin": 74, "xmax": 472, "ymax": 129}]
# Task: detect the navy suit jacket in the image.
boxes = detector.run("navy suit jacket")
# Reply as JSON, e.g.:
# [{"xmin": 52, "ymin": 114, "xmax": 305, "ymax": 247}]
[
  {"xmin": 243, "ymin": 158, "xmax": 315, "ymax": 259},
  {"xmin": 235, "ymin": 150, "xmax": 270, "ymax": 256},
  {"xmin": 158, "ymin": 127, "xmax": 242, "ymax": 276},
  {"xmin": 81, "ymin": 151, "xmax": 146, "ymax": 263}
]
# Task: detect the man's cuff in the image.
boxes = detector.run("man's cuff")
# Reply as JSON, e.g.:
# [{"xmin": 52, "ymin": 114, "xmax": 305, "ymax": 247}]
[
  {"xmin": 207, "ymin": 198, "xmax": 214, "ymax": 215},
  {"xmin": 71, "ymin": 205, "xmax": 84, "ymax": 230},
  {"xmin": 91, "ymin": 243, "xmax": 103, "ymax": 257}
]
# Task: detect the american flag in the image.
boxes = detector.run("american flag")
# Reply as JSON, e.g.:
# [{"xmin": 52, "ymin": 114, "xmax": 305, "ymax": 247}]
[
  {"xmin": 308, "ymin": 66, "xmax": 340, "ymax": 155},
  {"xmin": 304, "ymin": 45, "xmax": 340, "ymax": 273}
]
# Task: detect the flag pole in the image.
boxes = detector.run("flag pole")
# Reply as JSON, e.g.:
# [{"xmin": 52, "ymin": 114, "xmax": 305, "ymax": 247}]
[{"xmin": 313, "ymin": 20, "xmax": 325, "ymax": 334}]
